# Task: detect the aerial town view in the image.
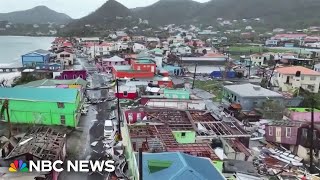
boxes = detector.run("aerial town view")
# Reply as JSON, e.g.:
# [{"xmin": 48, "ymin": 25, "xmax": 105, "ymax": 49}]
[{"xmin": 1, "ymin": 0, "xmax": 320, "ymax": 179}]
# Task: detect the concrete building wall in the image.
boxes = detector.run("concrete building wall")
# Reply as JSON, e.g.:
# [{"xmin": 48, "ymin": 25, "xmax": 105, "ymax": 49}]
[
  {"xmin": 1, "ymin": 96, "xmax": 80, "ymax": 127},
  {"xmin": 275, "ymin": 72, "xmax": 320, "ymax": 93},
  {"xmin": 172, "ymin": 131, "xmax": 196, "ymax": 144}
]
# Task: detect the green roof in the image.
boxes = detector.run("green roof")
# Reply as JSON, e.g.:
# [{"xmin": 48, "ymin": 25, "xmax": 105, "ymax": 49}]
[
  {"xmin": 0, "ymin": 87, "xmax": 78, "ymax": 103},
  {"xmin": 164, "ymin": 88, "xmax": 189, "ymax": 95},
  {"xmin": 148, "ymin": 160, "xmax": 172, "ymax": 173},
  {"xmin": 113, "ymin": 65, "xmax": 132, "ymax": 71},
  {"xmin": 288, "ymin": 108, "xmax": 320, "ymax": 112},
  {"xmin": 135, "ymin": 59, "xmax": 155, "ymax": 64},
  {"xmin": 15, "ymin": 77, "xmax": 88, "ymax": 87},
  {"xmin": 150, "ymin": 48, "xmax": 164, "ymax": 54}
]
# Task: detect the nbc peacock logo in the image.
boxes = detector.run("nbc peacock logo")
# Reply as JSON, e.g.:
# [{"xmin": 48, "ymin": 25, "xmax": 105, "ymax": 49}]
[{"xmin": 9, "ymin": 160, "xmax": 29, "ymax": 172}]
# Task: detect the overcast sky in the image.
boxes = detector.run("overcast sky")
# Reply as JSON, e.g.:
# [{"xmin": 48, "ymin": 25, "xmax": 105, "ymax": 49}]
[{"xmin": 0, "ymin": 0, "xmax": 210, "ymax": 19}]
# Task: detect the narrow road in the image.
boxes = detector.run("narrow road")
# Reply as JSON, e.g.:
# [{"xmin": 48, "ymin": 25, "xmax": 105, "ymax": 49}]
[{"xmin": 59, "ymin": 56, "xmax": 114, "ymax": 180}]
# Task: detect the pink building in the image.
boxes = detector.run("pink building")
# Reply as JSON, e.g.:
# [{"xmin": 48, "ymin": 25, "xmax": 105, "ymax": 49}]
[
  {"xmin": 55, "ymin": 69, "xmax": 87, "ymax": 80},
  {"xmin": 286, "ymin": 108, "xmax": 320, "ymax": 123}
]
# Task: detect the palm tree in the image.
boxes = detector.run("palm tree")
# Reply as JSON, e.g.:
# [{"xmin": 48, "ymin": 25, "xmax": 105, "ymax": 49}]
[{"xmin": 0, "ymin": 99, "xmax": 12, "ymax": 138}]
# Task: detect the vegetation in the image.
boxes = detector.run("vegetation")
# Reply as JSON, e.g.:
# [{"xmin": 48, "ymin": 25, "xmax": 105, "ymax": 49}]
[
  {"xmin": 260, "ymin": 100, "xmax": 285, "ymax": 120},
  {"xmin": 12, "ymin": 76, "xmax": 38, "ymax": 87},
  {"xmin": 193, "ymin": 80, "xmax": 224, "ymax": 101},
  {"xmin": 229, "ymin": 45, "xmax": 290, "ymax": 54},
  {"xmin": 299, "ymin": 88, "xmax": 320, "ymax": 109},
  {"xmin": 62, "ymin": 0, "xmax": 320, "ymax": 35},
  {"xmin": 0, "ymin": 6, "xmax": 71, "ymax": 24},
  {"xmin": 131, "ymin": 0, "xmax": 320, "ymax": 29}
]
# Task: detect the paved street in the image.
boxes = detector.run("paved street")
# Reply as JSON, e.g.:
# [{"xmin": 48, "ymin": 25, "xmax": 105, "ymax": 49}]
[{"xmin": 59, "ymin": 57, "xmax": 114, "ymax": 180}]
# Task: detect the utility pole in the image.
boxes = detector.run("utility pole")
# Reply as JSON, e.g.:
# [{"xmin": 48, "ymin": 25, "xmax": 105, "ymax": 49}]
[
  {"xmin": 310, "ymin": 98, "xmax": 315, "ymax": 173},
  {"xmin": 116, "ymin": 79, "xmax": 122, "ymax": 140},
  {"xmin": 248, "ymin": 49, "xmax": 252, "ymax": 79},
  {"xmin": 93, "ymin": 43, "xmax": 96, "ymax": 62},
  {"xmin": 192, "ymin": 63, "xmax": 197, "ymax": 89},
  {"xmin": 267, "ymin": 62, "xmax": 277, "ymax": 89}
]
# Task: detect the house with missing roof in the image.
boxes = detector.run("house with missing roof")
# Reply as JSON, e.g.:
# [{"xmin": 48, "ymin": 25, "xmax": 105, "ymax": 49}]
[
  {"xmin": 122, "ymin": 107, "xmax": 250, "ymax": 179},
  {"xmin": 223, "ymin": 83, "xmax": 284, "ymax": 111},
  {"xmin": 0, "ymin": 127, "xmax": 66, "ymax": 180},
  {"xmin": 0, "ymin": 88, "xmax": 81, "ymax": 127},
  {"xmin": 273, "ymin": 66, "xmax": 320, "ymax": 93},
  {"xmin": 139, "ymin": 152, "xmax": 225, "ymax": 180}
]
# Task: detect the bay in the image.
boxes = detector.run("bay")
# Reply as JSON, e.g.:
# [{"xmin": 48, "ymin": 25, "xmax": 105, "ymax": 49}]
[{"xmin": 0, "ymin": 36, "xmax": 54, "ymax": 66}]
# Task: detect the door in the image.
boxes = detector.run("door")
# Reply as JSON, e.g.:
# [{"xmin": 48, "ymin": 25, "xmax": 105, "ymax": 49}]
[{"xmin": 276, "ymin": 127, "xmax": 282, "ymax": 143}]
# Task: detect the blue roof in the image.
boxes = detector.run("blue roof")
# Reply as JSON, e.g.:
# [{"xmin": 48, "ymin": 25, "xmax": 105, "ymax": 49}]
[
  {"xmin": 0, "ymin": 87, "xmax": 78, "ymax": 103},
  {"xmin": 142, "ymin": 152, "xmax": 224, "ymax": 180}
]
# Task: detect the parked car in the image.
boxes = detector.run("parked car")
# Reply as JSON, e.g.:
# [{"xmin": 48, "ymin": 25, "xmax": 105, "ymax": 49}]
[{"xmin": 104, "ymin": 120, "xmax": 114, "ymax": 139}]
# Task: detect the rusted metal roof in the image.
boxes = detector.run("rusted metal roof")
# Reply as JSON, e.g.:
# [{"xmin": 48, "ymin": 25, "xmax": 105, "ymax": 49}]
[
  {"xmin": 128, "ymin": 124, "xmax": 218, "ymax": 160},
  {"xmin": 5, "ymin": 127, "xmax": 66, "ymax": 161}
]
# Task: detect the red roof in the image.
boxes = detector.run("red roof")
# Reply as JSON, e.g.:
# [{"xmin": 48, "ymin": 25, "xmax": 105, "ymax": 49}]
[
  {"xmin": 62, "ymin": 42, "xmax": 73, "ymax": 47},
  {"xmin": 203, "ymin": 53, "xmax": 226, "ymax": 58},
  {"xmin": 276, "ymin": 66, "xmax": 320, "ymax": 76},
  {"xmin": 85, "ymin": 42, "xmax": 113, "ymax": 47},
  {"xmin": 52, "ymin": 37, "xmax": 67, "ymax": 44}
]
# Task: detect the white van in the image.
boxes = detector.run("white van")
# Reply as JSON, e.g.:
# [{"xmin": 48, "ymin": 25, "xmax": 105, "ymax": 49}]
[{"xmin": 104, "ymin": 120, "xmax": 114, "ymax": 138}]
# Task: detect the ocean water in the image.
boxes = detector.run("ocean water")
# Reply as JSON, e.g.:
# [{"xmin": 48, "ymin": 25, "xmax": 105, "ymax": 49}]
[{"xmin": 0, "ymin": 36, "xmax": 55, "ymax": 67}]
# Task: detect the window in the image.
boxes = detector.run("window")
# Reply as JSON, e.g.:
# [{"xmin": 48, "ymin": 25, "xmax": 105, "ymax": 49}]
[
  {"xmin": 65, "ymin": 54, "xmax": 70, "ymax": 58},
  {"xmin": 57, "ymin": 102, "xmax": 65, "ymax": 108},
  {"xmin": 137, "ymin": 113, "xmax": 141, "ymax": 121},
  {"xmin": 60, "ymin": 115, "xmax": 66, "ymax": 125},
  {"xmin": 73, "ymin": 75, "xmax": 77, "ymax": 79},
  {"xmin": 310, "ymin": 76, "xmax": 317, "ymax": 81},
  {"xmin": 64, "ymin": 75, "xmax": 68, "ymax": 79},
  {"xmin": 302, "ymin": 128, "xmax": 308, "ymax": 138},
  {"xmin": 181, "ymin": 132, "xmax": 186, "ymax": 137},
  {"xmin": 123, "ymin": 91, "xmax": 128, "ymax": 97},
  {"xmin": 286, "ymin": 127, "xmax": 292, "ymax": 137},
  {"xmin": 79, "ymin": 74, "xmax": 83, "ymax": 79},
  {"xmin": 269, "ymin": 126, "xmax": 273, "ymax": 136}
]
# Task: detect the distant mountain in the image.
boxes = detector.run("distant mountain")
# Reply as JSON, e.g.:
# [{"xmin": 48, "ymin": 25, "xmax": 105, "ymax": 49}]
[
  {"xmin": 61, "ymin": 0, "xmax": 320, "ymax": 36},
  {"xmin": 194, "ymin": 0, "xmax": 320, "ymax": 28},
  {"xmin": 0, "ymin": 6, "xmax": 72, "ymax": 24},
  {"xmin": 133, "ymin": 0, "xmax": 201, "ymax": 25},
  {"xmin": 67, "ymin": 0, "xmax": 132, "ymax": 28},
  {"xmin": 133, "ymin": 0, "xmax": 320, "ymax": 28}
]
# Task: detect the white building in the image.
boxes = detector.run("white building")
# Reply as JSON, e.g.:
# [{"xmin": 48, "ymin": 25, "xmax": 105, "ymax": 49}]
[
  {"xmin": 114, "ymin": 42, "xmax": 129, "ymax": 51},
  {"xmin": 171, "ymin": 45, "xmax": 192, "ymax": 55},
  {"xmin": 245, "ymin": 26, "xmax": 253, "ymax": 30},
  {"xmin": 57, "ymin": 50, "xmax": 74, "ymax": 66},
  {"xmin": 133, "ymin": 43, "xmax": 146, "ymax": 53},
  {"xmin": 167, "ymin": 35, "xmax": 185, "ymax": 44},
  {"xmin": 86, "ymin": 42, "xmax": 114, "ymax": 58},
  {"xmin": 273, "ymin": 28, "xmax": 285, "ymax": 33},
  {"xmin": 250, "ymin": 54, "xmax": 267, "ymax": 66},
  {"xmin": 273, "ymin": 66, "xmax": 320, "ymax": 93}
]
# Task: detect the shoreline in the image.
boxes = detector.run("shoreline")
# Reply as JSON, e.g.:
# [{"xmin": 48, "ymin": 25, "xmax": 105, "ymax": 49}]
[{"xmin": 0, "ymin": 35, "xmax": 56, "ymax": 37}]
